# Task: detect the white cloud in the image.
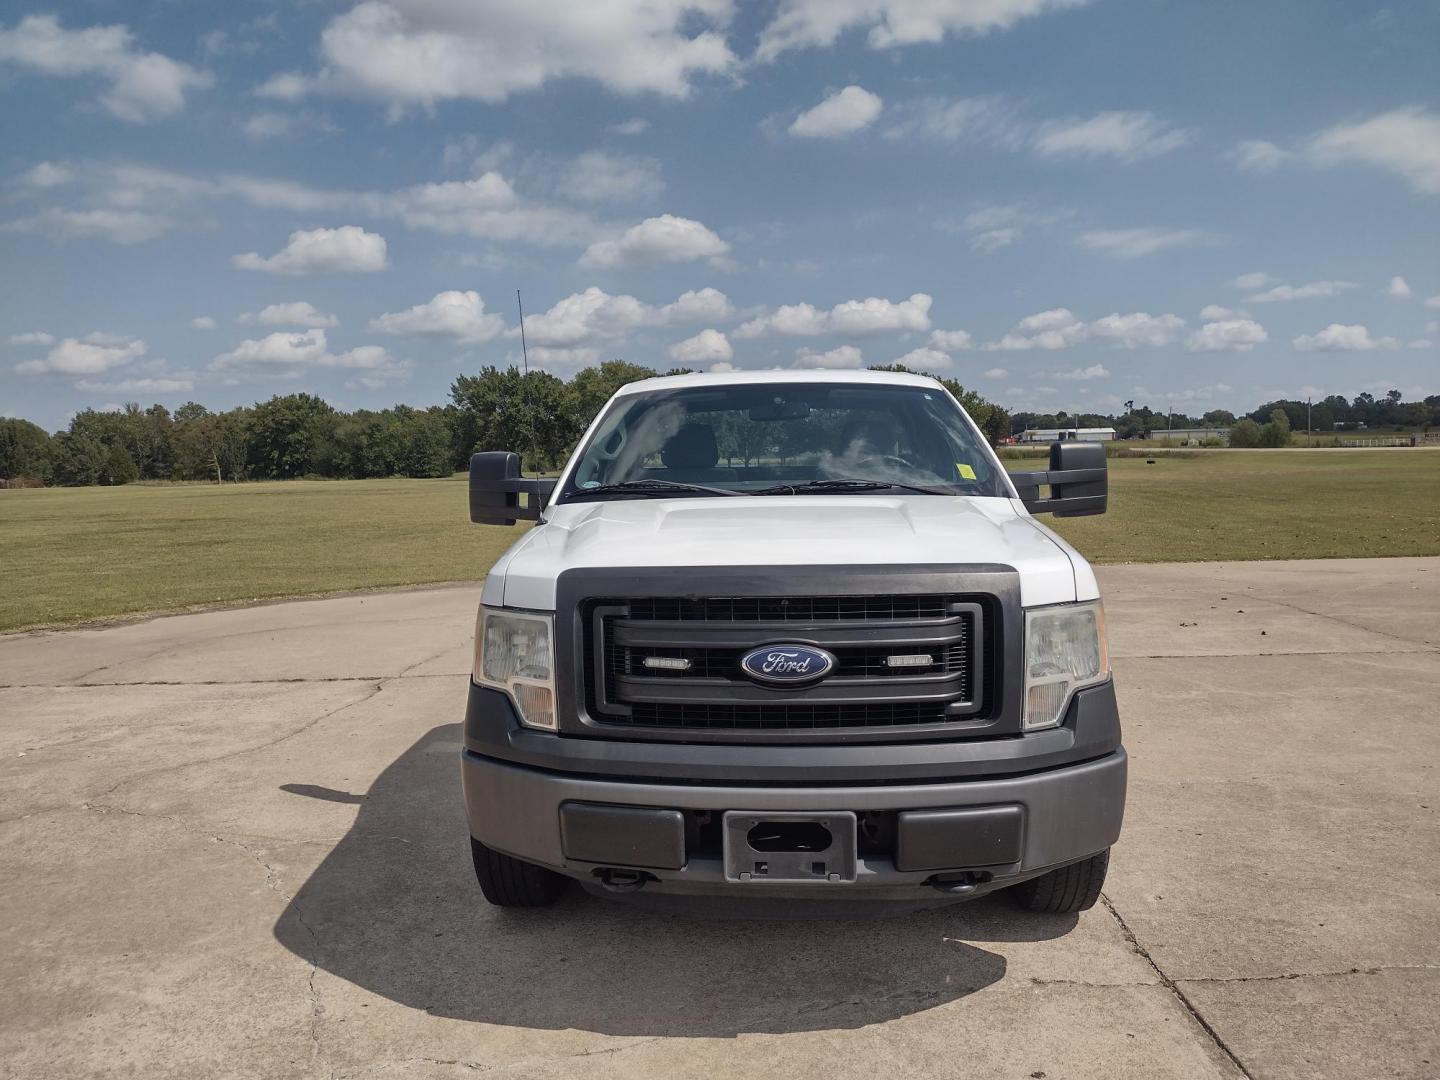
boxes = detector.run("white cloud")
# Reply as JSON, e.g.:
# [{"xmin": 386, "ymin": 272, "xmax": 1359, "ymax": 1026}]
[
  {"xmin": 792, "ymin": 345, "xmax": 864, "ymax": 369},
  {"xmin": 1246, "ymin": 280, "xmax": 1357, "ymax": 303},
  {"xmin": 757, "ymin": 0, "xmax": 1090, "ymax": 60},
  {"xmin": 239, "ymin": 301, "xmax": 340, "ymax": 329},
  {"xmin": 241, "ymin": 110, "xmax": 337, "ymax": 140},
  {"xmin": 1304, "ymin": 106, "xmax": 1440, "ymax": 195},
  {"xmin": 369, "ymin": 291, "xmax": 505, "ymax": 343},
  {"xmin": 982, "ymin": 367, "xmax": 1008, "ymax": 379},
  {"xmin": 611, "ymin": 118, "xmax": 650, "ymax": 136},
  {"xmin": 1388, "ymin": 275, "xmax": 1412, "ymax": 299},
  {"xmin": 1200, "ymin": 304, "xmax": 1245, "ymax": 320},
  {"xmin": 709, "ymin": 360, "xmax": 736, "ymax": 373},
  {"xmin": 580, "ymin": 214, "xmax": 729, "ymax": 269},
  {"xmin": 736, "ymin": 292, "xmax": 932, "ymax": 338},
  {"xmin": 190, "ymin": 316, "xmax": 217, "ymax": 330},
  {"xmin": 953, "ymin": 203, "xmax": 1061, "ymax": 254},
  {"xmin": 75, "ymin": 374, "xmax": 194, "ymax": 394},
  {"xmin": 1227, "ymin": 139, "xmax": 1290, "ymax": 173},
  {"xmin": 518, "ymin": 286, "xmax": 732, "ymax": 347},
  {"xmin": 1186, "ymin": 319, "xmax": 1268, "ymax": 353},
  {"xmin": 556, "ymin": 151, "xmax": 665, "ymax": 204},
  {"xmin": 256, "ymin": 73, "xmax": 310, "ymax": 102},
  {"xmin": 280, "ymin": 0, "xmax": 737, "ymax": 109},
  {"xmin": 928, "ymin": 329, "xmax": 973, "ymax": 351},
  {"xmin": 1076, "ymin": 227, "xmax": 1211, "ymax": 258},
  {"xmin": 2, "ymin": 207, "xmax": 175, "ymax": 244},
  {"xmin": 1230, "ymin": 271, "xmax": 1272, "ymax": 289},
  {"xmin": 232, "ymin": 226, "xmax": 388, "ymax": 275},
  {"xmin": 19, "ymin": 161, "xmax": 74, "ymax": 188},
  {"xmin": 661, "ymin": 287, "xmax": 734, "ymax": 323},
  {"xmin": 1049, "ymin": 363, "xmax": 1110, "ymax": 380},
  {"xmin": 523, "ymin": 346, "xmax": 602, "ymax": 373},
  {"xmin": 1427, "ymin": 295, "xmax": 1440, "ymax": 309},
  {"xmin": 211, "ymin": 329, "xmax": 407, "ymax": 381},
  {"xmin": 212, "ymin": 329, "xmax": 329, "ymax": 369},
  {"xmin": 893, "ymin": 346, "xmax": 952, "ymax": 370},
  {"xmin": 984, "ymin": 308, "xmax": 1185, "ymax": 350},
  {"xmin": 790, "ymin": 85, "xmax": 883, "ymax": 138},
  {"xmin": 0, "ymin": 14, "xmax": 211, "ymax": 122},
  {"xmin": 7, "ymin": 332, "xmax": 55, "ymax": 346},
  {"xmin": 882, "ymin": 95, "xmax": 1024, "ymax": 147},
  {"xmin": 393, "ymin": 173, "xmax": 597, "ymax": 247},
  {"xmin": 15, "ymin": 333, "xmax": 147, "ymax": 375},
  {"xmin": 668, "ymin": 329, "xmax": 733, "ymax": 365},
  {"xmin": 1292, "ymin": 324, "xmax": 1401, "ymax": 352},
  {"xmin": 1032, "ymin": 111, "xmax": 1187, "ymax": 162}
]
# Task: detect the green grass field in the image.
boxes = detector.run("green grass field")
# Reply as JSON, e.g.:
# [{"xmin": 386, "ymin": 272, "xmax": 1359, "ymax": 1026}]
[{"xmin": 2, "ymin": 450, "xmax": 1437, "ymax": 632}]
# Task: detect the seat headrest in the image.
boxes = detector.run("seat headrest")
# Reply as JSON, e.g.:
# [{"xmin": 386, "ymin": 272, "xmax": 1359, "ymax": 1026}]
[
  {"xmin": 661, "ymin": 422, "xmax": 720, "ymax": 469},
  {"xmin": 838, "ymin": 419, "xmax": 898, "ymax": 455}
]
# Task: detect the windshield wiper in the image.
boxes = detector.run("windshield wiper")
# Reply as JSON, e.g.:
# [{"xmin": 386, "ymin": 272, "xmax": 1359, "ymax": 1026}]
[
  {"xmin": 568, "ymin": 479, "xmax": 742, "ymax": 499},
  {"xmin": 752, "ymin": 478, "xmax": 952, "ymax": 496}
]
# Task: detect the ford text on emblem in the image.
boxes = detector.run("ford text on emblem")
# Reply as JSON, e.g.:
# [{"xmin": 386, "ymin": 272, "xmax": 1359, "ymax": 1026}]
[{"xmin": 739, "ymin": 644, "xmax": 837, "ymax": 686}]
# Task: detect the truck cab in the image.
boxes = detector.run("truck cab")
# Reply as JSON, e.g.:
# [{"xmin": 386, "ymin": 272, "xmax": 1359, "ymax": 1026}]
[{"xmin": 461, "ymin": 369, "xmax": 1125, "ymax": 913}]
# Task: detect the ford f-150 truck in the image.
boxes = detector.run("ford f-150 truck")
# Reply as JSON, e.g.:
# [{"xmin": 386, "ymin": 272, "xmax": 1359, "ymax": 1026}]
[{"xmin": 461, "ymin": 369, "xmax": 1125, "ymax": 913}]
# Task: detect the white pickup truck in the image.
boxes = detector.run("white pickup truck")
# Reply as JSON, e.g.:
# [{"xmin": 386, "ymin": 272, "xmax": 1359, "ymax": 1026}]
[{"xmin": 461, "ymin": 369, "xmax": 1125, "ymax": 914}]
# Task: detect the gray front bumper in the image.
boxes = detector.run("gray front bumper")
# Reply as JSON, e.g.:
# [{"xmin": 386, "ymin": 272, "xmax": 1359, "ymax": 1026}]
[{"xmin": 461, "ymin": 748, "xmax": 1127, "ymax": 900}]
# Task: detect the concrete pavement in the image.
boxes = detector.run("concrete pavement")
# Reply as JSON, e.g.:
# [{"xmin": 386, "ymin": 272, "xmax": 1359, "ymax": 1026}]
[{"xmin": 1, "ymin": 558, "xmax": 1437, "ymax": 1079}]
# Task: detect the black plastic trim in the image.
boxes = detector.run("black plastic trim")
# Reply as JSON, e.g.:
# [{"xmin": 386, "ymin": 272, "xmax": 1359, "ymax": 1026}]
[
  {"xmin": 553, "ymin": 564, "xmax": 1019, "ymax": 744},
  {"xmin": 463, "ymin": 678, "xmax": 1120, "ymax": 786}
]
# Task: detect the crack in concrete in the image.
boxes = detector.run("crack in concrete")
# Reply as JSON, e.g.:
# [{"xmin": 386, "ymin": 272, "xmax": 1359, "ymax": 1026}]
[
  {"xmin": 78, "ymin": 797, "xmax": 335, "ymax": 1077},
  {"xmin": 93, "ymin": 682, "xmax": 386, "ymax": 802},
  {"xmin": 1100, "ymin": 894, "xmax": 1253, "ymax": 1080},
  {"xmin": 1233, "ymin": 590, "xmax": 1439, "ymax": 653},
  {"xmin": 1118, "ymin": 648, "xmax": 1430, "ymax": 660},
  {"xmin": 1176, "ymin": 964, "xmax": 1440, "ymax": 985},
  {"xmin": 0, "ymin": 682, "xmax": 386, "ymax": 826}
]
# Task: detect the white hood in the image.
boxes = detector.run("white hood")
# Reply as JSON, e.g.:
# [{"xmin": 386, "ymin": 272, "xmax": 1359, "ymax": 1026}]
[{"xmin": 484, "ymin": 495, "xmax": 1093, "ymax": 610}]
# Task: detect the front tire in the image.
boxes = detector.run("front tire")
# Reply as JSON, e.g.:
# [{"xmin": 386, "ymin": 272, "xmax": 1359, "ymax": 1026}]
[
  {"xmin": 470, "ymin": 837, "xmax": 568, "ymax": 907},
  {"xmin": 1010, "ymin": 850, "xmax": 1109, "ymax": 913}
]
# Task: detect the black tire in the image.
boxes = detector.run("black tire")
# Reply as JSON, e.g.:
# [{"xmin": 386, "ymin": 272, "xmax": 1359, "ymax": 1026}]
[
  {"xmin": 1010, "ymin": 850, "xmax": 1109, "ymax": 913},
  {"xmin": 470, "ymin": 837, "xmax": 569, "ymax": 907}
]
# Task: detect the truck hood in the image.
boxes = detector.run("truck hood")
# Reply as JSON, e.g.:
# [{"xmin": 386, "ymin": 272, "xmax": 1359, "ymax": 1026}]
[{"xmin": 486, "ymin": 495, "xmax": 1090, "ymax": 610}]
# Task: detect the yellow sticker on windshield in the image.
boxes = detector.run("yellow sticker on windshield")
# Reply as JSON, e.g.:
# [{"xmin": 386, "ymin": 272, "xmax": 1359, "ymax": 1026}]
[{"xmin": 956, "ymin": 463, "xmax": 977, "ymax": 480}]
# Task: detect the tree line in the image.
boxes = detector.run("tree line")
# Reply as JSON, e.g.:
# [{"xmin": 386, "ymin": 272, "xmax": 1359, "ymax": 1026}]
[
  {"xmin": 0, "ymin": 360, "xmax": 1008, "ymax": 486},
  {"xmin": 2, "ymin": 362, "xmax": 1433, "ymax": 486},
  {"xmin": 1010, "ymin": 389, "xmax": 1440, "ymax": 442}
]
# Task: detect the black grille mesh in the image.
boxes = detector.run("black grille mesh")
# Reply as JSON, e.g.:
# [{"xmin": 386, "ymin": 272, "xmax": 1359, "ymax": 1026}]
[
  {"xmin": 622, "ymin": 701, "xmax": 950, "ymax": 730},
  {"xmin": 622, "ymin": 595, "xmax": 950, "ymax": 623},
  {"xmin": 586, "ymin": 594, "xmax": 983, "ymax": 735}
]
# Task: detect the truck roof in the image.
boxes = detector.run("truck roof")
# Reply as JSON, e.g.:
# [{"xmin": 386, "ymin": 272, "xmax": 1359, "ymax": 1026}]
[{"xmin": 615, "ymin": 368, "xmax": 945, "ymax": 396}]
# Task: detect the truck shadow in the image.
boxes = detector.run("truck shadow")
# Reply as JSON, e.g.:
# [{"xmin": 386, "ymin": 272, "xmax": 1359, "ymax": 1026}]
[{"xmin": 274, "ymin": 724, "xmax": 1077, "ymax": 1037}]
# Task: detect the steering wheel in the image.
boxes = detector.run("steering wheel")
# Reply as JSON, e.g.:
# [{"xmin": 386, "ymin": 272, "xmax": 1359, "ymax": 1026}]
[{"xmin": 854, "ymin": 453, "xmax": 916, "ymax": 472}]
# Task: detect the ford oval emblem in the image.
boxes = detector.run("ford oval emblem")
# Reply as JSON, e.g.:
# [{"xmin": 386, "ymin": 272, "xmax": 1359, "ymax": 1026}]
[{"xmin": 739, "ymin": 644, "xmax": 837, "ymax": 686}]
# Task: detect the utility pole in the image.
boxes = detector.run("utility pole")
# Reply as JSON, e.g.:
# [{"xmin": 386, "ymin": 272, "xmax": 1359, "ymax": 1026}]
[{"xmin": 1307, "ymin": 396, "xmax": 1312, "ymax": 437}]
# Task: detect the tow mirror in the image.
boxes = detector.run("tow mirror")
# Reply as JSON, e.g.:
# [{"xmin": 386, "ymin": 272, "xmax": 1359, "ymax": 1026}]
[
  {"xmin": 469, "ymin": 452, "xmax": 556, "ymax": 526},
  {"xmin": 1010, "ymin": 441, "xmax": 1108, "ymax": 517}
]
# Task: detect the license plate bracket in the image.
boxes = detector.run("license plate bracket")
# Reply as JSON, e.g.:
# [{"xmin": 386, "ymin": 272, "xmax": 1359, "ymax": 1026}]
[{"xmin": 722, "ymin": 811, "xmax": 858, "ymax": 884}]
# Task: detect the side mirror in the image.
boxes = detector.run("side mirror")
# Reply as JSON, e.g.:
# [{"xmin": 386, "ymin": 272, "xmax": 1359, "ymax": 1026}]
[
  {"xmin": 1010, "ymin": 441, "xmax": 1107, "ymax": 517},
  {"xmin": 469, "ymin": 452, "xmax": 556, "ymax": 526}
]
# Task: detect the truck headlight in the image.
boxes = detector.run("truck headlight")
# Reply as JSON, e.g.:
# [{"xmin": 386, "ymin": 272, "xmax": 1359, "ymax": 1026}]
[
  {"xmin": 473, "ymin": 608, "xmax": 557, "ymax": 731},
  {"xmin": 1023, "ymin": 600, "xmax": 1110, "ymax": 731}
]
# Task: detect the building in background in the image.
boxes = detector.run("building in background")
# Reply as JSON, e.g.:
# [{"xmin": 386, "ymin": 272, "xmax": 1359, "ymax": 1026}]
[
  {"xmin": 1146, "ymin": 427, "xmax": 1230, "ymax": 445},
  {"xmin": 1018, "ymin": 427, "xmax": 1117, "ymax": 444}
]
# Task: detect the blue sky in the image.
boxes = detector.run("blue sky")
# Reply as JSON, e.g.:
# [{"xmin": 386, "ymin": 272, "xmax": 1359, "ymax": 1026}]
[{"xmin": 2, "ymin": 0, "xmax": 1437, "ymax": 430}]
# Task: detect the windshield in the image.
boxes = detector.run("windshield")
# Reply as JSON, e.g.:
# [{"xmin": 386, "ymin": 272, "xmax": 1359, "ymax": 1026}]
[{"xmin": 557, "ymin": 382, "xmax": 1009, "ymax": 502}]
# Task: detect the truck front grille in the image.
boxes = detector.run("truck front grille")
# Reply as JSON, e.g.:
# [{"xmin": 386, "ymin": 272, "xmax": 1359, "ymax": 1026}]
[{"xmin": 582, "ymin": 594, "xmax": 990, "ymax": 742}]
